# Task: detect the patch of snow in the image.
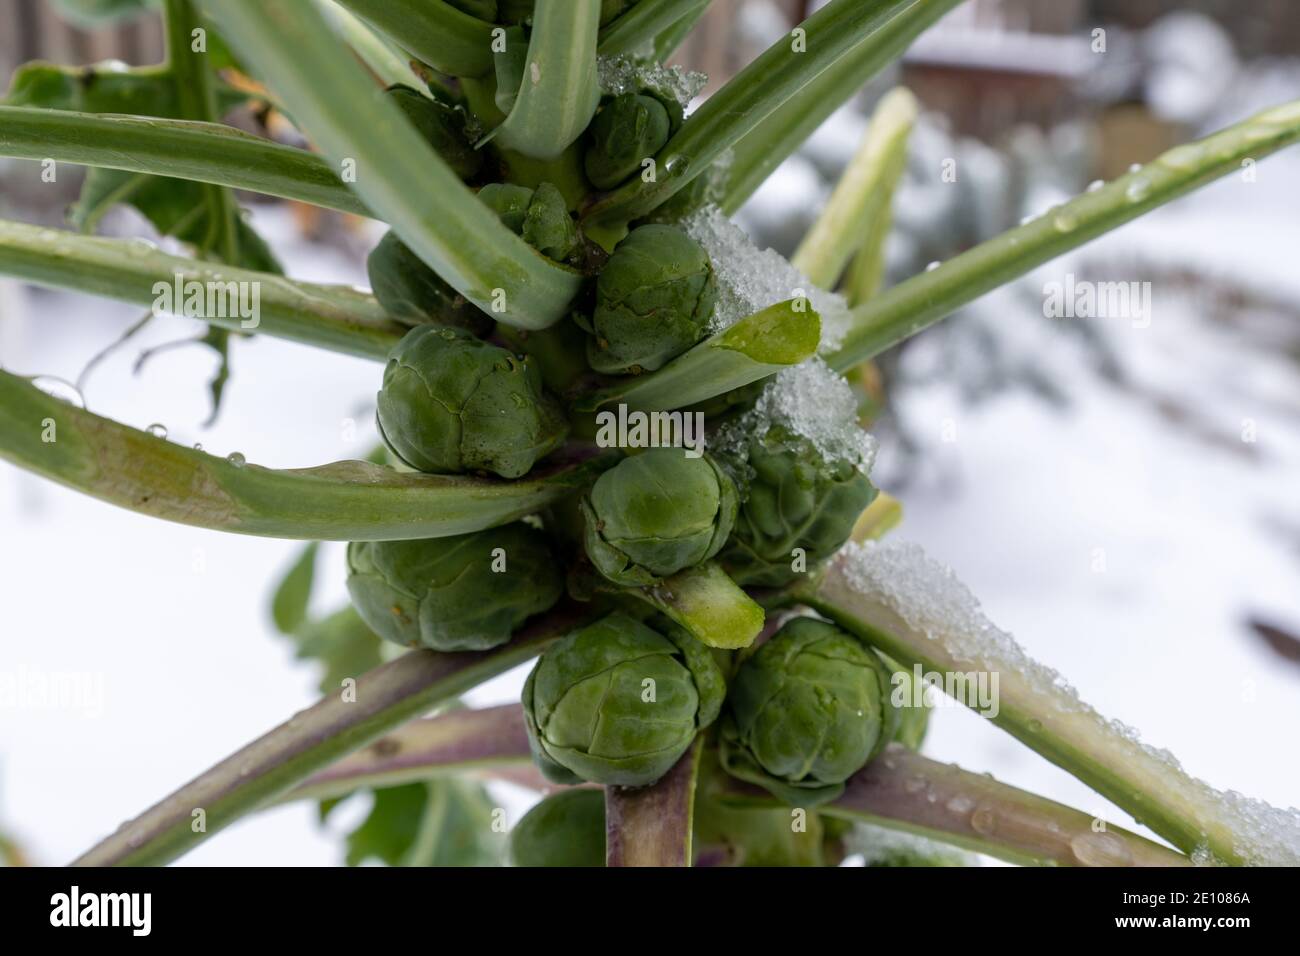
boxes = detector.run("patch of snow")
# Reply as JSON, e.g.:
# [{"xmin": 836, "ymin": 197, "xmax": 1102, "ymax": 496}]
[{"xmin": 596, "ymin": 55, "xmax": 707, "ymax": 111}]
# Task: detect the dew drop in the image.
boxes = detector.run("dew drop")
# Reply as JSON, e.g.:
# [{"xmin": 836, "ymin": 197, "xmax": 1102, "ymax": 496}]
[
  {"xmin": 946, "ymin": 795, "xmax": 975, "ymax": 814},
  {"xmin": 1125, "ymin": 178, "xmax": 1151, "ymax": 203},
  {"xmin": 30, "ymin": 375, "xmax": 86, "ymax": 408},
  {"xmin": 226, "ymin": 451, "xmax": 247, "ymax": 468},
  {"xmin": 1086, "ymin": 179, "xmax": 1105, "ymax": 192},
  {"xmin": 1052, "ymin": 210, "xmax": 1079, "ymax": 233},
  {"xmin": 1018, "ymin": 213, "xmax": 1036, "ymax": 226},
  {"xmin": 1158, "ymin": 143, "xmax": 1201, "ymax": 171},
  {"xmin": 127, "ymin": 237, "xmax": 158, "ymax": 257},
  {"xmin": 903, "ymin": 776, "xmax": 927, "ymax": 795},
  {"xmin": 925, "ymin": 260, "xmax": 941, "ymax": 272},
  {"xmin": 126, "ymin": 831, "xmax": 144, "ymax": 849},
  {"xmin": 970, "ymin": 807, "xmax": 997, "ymax": 835},
  {"xmin": 193, "ymin": 443, "xmax": 204, "ymax": 452},
  {"xmin": 1070, "ymin": 831, "xmax": 1134, "ymax": 867},
  {"xmin": 1027, "ymin": 718, "xmax": 1044, "ymax": 733},
  {"xmin": 1127, "ymin": 162, "xmax": 1142, "ymax": 174},
  {"xmin": 146, "ymin": 423, "xmax": 168, "ymax": 439}
]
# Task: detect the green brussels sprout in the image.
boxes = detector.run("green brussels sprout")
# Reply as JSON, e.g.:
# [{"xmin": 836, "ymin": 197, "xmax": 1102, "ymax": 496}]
[
  {"xmin": 523, "ymin": 613, "xmax": 725, "ymax": 786},
  {"xmin": 383, "ymin": 85, "xmax": 482, "ymax": 181},
  {"xmin": 584, "ymin": 94, "xmax": 671, "ymax": 190},
  {"xmin": 445, "ymin": 0, "xmax": 497, "ymax": 20},
  {"xmin": 346, "ymin": 522, "xmax": 562, "ymax": 651},
  {"xmin": 366, "ymin": 231, "xmax": 493, "ymax": 334},
  {"xmin": 720, "ymin": 617, "xmax": 899, "ymax": 806},
  {"xmin": 477, "ymin": 182, "xmax": 535, "ymax": 233},
  {"xmin": 508, "ymin": 789, "xmax": 605, "ymax": 867},
  {"xmin": 720, "ymin": 426, "xmax": 877, "ymax": 587},
  {"xmin": 521, "ymin": 182, "xmax": 581, "ymax": 263},
  {"xmin": 586, "ymin": 224, "xmax": 718, "ymax": 374},
  {"xmin": 581, "ymin": 448, "xmax": 737, "ymax": 586},
  {"xmin": 479, "ymin": 182, "xmax": 581, "ymax": 264},
  {"xmin": 376, "ymin": 324, "xmax": 568, "ymax": 478}
]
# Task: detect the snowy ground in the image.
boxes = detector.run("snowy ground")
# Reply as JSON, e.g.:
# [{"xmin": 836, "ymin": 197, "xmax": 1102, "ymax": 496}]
[{"xmin": 2, "ymin": 109, "xmax": 1299, "ymax": 865}]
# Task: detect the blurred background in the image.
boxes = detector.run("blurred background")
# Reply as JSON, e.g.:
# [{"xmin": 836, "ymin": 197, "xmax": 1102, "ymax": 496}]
[{"xmin": 1, "ymin": 0, "xmax": 1298, "ymax": 865}]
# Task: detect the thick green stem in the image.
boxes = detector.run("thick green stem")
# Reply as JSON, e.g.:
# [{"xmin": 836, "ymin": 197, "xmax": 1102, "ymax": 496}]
[
  {"xmin": 599, "ymin": 0, "xmax": 710, "ymax": 58},
  {"xmin": 0, "ymin": 369, "xmax": 616, "ymax": 541},
  {"xmin": 330, "ymin": 0, "xmax": 496, "ymax": 79},
  {"xmin": 0, "ymin": 106, "xmax": 369, "ymax": 217},
  {"xmin": 71, "ymin": 608, "xmax": 587, "ymax": 866},
  {"xmin": 606, "ymin": 735, "xmax": 703, "ymax": 866},
  {"xmin": 718, "ymin": 746, "xmax": 1189, "ymax": 867},
  {"xmin": 286, "ymin": 704, "xmax": 535, "ymax": 802},
  {"xmin": 493, "ymin": 0, "xmax": 601, "ymax": 160},
  {"xmin": 793, "ymin": 86, "xmax": 917, "ymax": 293},
  {"xmin": 0, "ymin": 218, "xmax": 401, "ymax": 359},
  {"xmin": 202, "ymin": 0, "xmax": 581, "ymax": 330},
  {"xmin": 583, "ymin": 0, "xmax": 916, "ymax": 229},
  {"xmin": 797, "ymin": 550, "xmax": 1273, "ymax": 864},
  {"xmin": 829, "ymin": 100, "xmax": 1300, "ymax": 370}
]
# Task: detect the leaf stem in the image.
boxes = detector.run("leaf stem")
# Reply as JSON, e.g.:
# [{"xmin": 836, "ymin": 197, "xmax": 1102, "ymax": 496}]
[
  {"xmin": 71, "ymin": 607, "xmax": 588, "ymax": 866},
  {"xmin": 0, "ymin": 369, "xmax": 617, "ymax": 541},
  {"xmin": 583, "ymin": 0, "xmax": 917, "ymax": 229},
  {"xmin": 598, "ymin": 0, "xmax": 711, "ymax": 58},
  {"xmin": 329, "ymin": 0, "xmax": 497, "ymax": 79},
  {"xmin": 0, "ymin": 218, "xmax": 402, "ymax": 359},
  {"xmin": 202, "ymin": 0, "xmax": 581, "ymax": 329},
  {"xmin": 0, "ymin": 106, "xmax": 369, "ymax": 217},
  {"xmin": 717, "ymin": 745, "xmax": 1190, "ymax": 867},
  {"xmin": 493, "ymin": 0, "xmax": 602, "ymax": 160},
  {"xmin": 829, "ymin": 99, "xmax": 1300, "ymax": 370}
]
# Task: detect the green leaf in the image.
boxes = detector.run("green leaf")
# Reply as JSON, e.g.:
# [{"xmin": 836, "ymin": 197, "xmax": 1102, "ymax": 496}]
[
  {"xmin": 572, "ymin": 299, "xmax": 821, "ymax": 413},
  {"xmin": 598, "ymin": 0, "xmax": 710, "ymax": 58},
  {"xmin": 331, "ymin": 0, "xmax": 498, "ymax": 79},
  {"xmin": 290, "ymin": 607, "xmax": 383, "ymax": 696},
  {"xmin": 327, "ymin": 780, "xmax": 502, "ymax": 867},
  {"xmin": 270, "ymin": 542, "xmax": 320, "ymax": 635}
]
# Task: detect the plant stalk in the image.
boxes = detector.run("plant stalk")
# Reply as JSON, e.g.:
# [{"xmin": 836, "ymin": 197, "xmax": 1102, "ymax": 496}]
[
  {"xmin": 72, "ymin": 606, "xmax": 590, "ymax": 866},
  {"xmin": 605, "ymin": 735, "xmax": 704, "ymax": 866}
]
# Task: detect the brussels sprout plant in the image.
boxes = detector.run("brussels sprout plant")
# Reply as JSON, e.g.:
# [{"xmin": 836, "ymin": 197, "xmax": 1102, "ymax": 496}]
[{"xmin": 1, "ymin": 0, "xmax": 1299, "ymax": 869}]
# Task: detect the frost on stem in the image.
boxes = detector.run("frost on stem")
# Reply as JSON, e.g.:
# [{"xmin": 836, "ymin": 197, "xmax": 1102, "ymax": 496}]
[
  {"xmin": 834, "ymin": 539, "xmax": 1300, "ymax": 867},
  {"xmin": 715, "ymin": 358, "xmax": 878, "ymax": 477},
  {"xmin": 844, "ymin": 821, "xmax": 976, "ymax": 868},
  {"xmin": 596, "ymin": 55, "xmax": 707, "ymax": 111},
  {"xmin": 683, "ymin": 205, "xmax": 851, "ymax": 351}
]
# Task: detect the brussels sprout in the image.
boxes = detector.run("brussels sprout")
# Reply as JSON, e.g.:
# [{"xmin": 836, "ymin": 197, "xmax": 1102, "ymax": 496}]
[
  {"xmin": 521, "ymin": 182, "xmax": 581, "ymax": 263},
  {"xmin": 383, "ymin": 85, "xmax": 482, "ymax": 182},
  {"xmin": 586, "ymin": 224, "xmax": 718, "ymax": 374},
  {"xmin": 366, "ymin": 231, "xmax": 493, "ymax": 334},
  {"xmin": 522, "ymin": 613, "xmax": 724, "ymax": 786},
  {"xmin": 509, "ymin": 789, "xmax": 605, "ymax": 867},
  {"xmin": 346, "ymin": 522, "xmax": 562, "ymax": 651},
  {"xmin": 581, "ymin": 448, "xmax": 737, "ymax": 586},
  {"xmin": 720, "ymin": 617, "xmax": 899, "ymax": 806},
  {"xmin": 479, "ymin": 182, "xmax": 581, "ymax": 264},
  {"xmin": 584, "ymin": 94, "xmax": 671, "ymax": 190},
  {"xmin": 477, "ymin": 182, "xmax": 535, "ymax": 233},
  {"xmin": 445, "ymin": 0, "xmax": 497, "ymax": 20},
  {"xmin": 720, "ymin": 426, "xmax": 877, "ymax": 587},
  {"xmin": 376, "ymin": 324, "xmax": 568, "ymax": 478}
]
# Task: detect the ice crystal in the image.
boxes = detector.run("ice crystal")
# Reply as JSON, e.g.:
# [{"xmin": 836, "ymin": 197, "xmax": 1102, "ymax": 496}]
[{"xmin": 596, "ymin": 55, "xmax": 707, "ymax": 110}]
